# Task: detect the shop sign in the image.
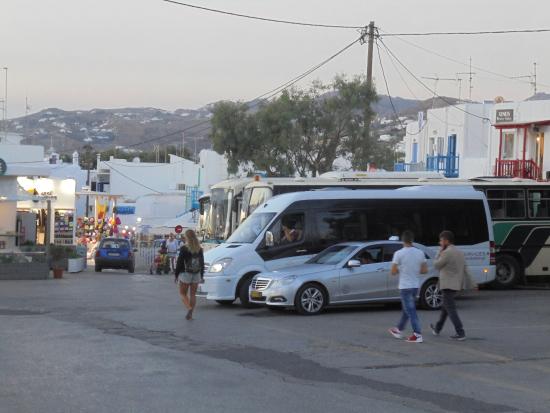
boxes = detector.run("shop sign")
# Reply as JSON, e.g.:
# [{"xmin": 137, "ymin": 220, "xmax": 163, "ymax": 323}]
[
  {"xmin": 113, "ymin": 206, "xmax": 135, "ymax": 215},
  {"xmin": 496, "ymin": 109, "xmax": 514, "ymax": 123},
  {"xmin": 0, "ymin": 158, "xmax": 6, "ymax": 176}
]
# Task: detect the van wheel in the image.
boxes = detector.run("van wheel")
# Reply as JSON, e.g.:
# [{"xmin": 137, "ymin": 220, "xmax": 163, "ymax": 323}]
[
  {"xmin": 492, "ymin": 255, "xmax": 520, "ymax": 289},
  {"xmin": 238, "ymin": 275, "xmax": 259, "ymax": 308},
  {"xmin": 420, "ymin": 279, "xmax": 442, "ymax": 310},
  {"xmin": 95, "ymin": 266, "xmax": 102, "ymax": 273},
  {"xmin": 294, "ymin": 283, "xmax": 326, "ymax": 315}
]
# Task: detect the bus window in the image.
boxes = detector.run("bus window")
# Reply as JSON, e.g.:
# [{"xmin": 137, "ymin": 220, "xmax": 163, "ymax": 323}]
[
  {"xmin": 248, "ymin": 187, "xmax": 272, "ymax": 216},
  {"xmin": 528, "ymin": 190, "xmax": 550, "ymax": 218},
  {"xmin": 486, "ymin": 189, "xmax": 526, "ymax": 219}
]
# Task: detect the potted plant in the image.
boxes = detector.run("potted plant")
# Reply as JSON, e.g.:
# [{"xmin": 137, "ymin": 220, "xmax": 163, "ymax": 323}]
[
  {"xmin": 49, "ymin": 244, "xmax": 67, "ymax": 279},
  {"xmin": 67, "ymin": 248, "xmax": 85, "ymax": 273}
]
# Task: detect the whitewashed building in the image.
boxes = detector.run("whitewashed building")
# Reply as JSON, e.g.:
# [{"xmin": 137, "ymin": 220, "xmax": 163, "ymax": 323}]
[{"xmin": 399, "ymin": 103, "xmax": 494, "ymax": 178}]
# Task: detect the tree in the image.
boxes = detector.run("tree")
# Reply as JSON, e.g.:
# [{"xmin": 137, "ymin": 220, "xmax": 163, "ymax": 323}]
[{"xmin": 210, "ymin": 75, "xmax": 378, "ymax": 176}]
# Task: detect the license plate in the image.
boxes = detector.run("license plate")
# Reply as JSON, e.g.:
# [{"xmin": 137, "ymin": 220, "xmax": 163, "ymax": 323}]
[
  {"xmin": 250, "ymin": 290, "xmax": 262, "ymax": 299},
  {"xmin": 108, "ymin": 253, "xmax": 119, "ymax": 257}
]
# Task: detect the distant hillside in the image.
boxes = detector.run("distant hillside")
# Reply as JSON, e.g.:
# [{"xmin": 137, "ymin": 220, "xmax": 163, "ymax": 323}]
[
  {"xmin": 6, "ymin": 95, "xmax": 461, "ymax": 152},
  {"xmin": 7, "ymin": 107, "xmax": 213, "ymax": 152}
]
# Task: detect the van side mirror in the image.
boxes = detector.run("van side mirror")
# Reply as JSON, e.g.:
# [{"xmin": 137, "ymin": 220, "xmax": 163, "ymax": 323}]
[
  {"xmin": 265, "ymin": 231, "xmax": 274, "ymax": 247},
  {"xmin": 347, "ymin": 259, "xmax": 361, "ymax": 268}
]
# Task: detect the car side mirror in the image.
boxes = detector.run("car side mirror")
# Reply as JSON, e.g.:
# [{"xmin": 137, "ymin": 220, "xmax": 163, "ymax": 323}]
[
  {"xmin": 265, "ymin": 231, "xmax": 274, "ymax": 247},
  {"xmin": 347, "ymin": 259, "xmax": 361, "ymax": 268}
]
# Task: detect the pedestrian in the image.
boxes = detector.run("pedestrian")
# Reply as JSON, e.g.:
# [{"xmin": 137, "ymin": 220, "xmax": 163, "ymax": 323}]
[
  {"xmin": 174, "ymin": 229, "xmax": 204, "ymax": 321},
  {"xmin": 388, "ymin": 230, "xmax": 428, "ymax": 343},
  {"xmin": 166, "ymin": 233, "xmax": 180, "ymax": 273},
  {"xmin": 430, "ymin": 230, "xmax": 468, "ymax": 341}
]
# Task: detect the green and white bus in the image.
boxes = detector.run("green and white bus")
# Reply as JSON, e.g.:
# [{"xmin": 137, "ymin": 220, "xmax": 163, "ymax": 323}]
[{"xmin": 240, "ymin": 176, "xmax": 550, "ymax": 288}]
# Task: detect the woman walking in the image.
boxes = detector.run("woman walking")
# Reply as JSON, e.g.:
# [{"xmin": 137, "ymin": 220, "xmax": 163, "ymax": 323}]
[{"xmin": 174, "ymin": 229, "xmax": 204, "ymax": 320}]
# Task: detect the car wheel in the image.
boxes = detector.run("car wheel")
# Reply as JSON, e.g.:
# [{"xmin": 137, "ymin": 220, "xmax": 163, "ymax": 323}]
[
  {"xmin": 238, "ymin": 275, "xmax": 259, "ymax": 308},
  {"xmin": 216, "ymin": 300, "xmax": 235, "ymax": 306},
  {"xmin": 420, "ymin": 279, "xmax": 442, "ymax": 310},
  {"xmin": 294, "ymin": 283, "xmax": 327, "ymax": 315},
  {"xmin": 95, "ymin": 266, "xmax": 102, "ymax": 272},
  {"xmin": 492, "ymin": 255, "xmax": 520, "ymax": 289}
]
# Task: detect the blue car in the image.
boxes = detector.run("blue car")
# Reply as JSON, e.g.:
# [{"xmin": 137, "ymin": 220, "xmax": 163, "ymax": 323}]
[{"xmin": 94, "ymin": 238, "xmax": 135, "ymax": 273}]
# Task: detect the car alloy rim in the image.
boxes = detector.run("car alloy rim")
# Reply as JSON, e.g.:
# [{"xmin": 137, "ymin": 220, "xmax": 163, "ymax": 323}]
[
  {"xmin": 496, "ymin": 263, "xmax": 513, "ymax": 283},
  {"xmin": 425, "ymin": 284, "xmax": 442, "ymax": 308},
  {"xmin": 301, "ymin": 287, "xmax": 323, "ymax": 313}
]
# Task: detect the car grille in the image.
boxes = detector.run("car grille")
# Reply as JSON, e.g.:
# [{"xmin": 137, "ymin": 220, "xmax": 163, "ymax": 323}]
[{"xmin": 251, "ymin": 277, "xmax": 271, "ymax": 290}]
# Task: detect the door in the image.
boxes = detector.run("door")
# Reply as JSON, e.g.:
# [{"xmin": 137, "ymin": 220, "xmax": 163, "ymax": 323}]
[
  {"xmin": 336, "ymin": 245, "xmax": 388, "ymax": 303},
  {"xmin": 412, "ymin": 142, "xmax": 418, "ymax": 163},
  {"xmin": 535, "ymin": 133, "xmax": 544, "ymax": 177},
  {"xmin": 447, "ymin": 134, "xmax": 457, "ymax": 175},
  {"xmin": 258, "ymin": 211, "xmax": 311, "ymax": 271}
]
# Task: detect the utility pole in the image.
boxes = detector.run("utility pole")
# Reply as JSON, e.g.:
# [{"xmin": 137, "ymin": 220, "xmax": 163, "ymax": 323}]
[
  {"xmin": 361, "ymin": 21, "xmax": 376, "ymax": 89},
  {"xmin": 2, "ymin": 67, "xmax": 7, "ymax": 140}
]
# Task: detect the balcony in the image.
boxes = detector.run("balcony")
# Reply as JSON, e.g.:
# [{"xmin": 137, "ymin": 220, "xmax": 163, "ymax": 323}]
[
  {"xmin": 426, "ymin": 155, "xmax": 459, "ymax": 178},
  {"xmin": 394, "ymin": 162, "xmax": 425, "ymax": 172},
  {"xmin": 494, "ymin": 159, "xmax": 541, "ymax": 179}
]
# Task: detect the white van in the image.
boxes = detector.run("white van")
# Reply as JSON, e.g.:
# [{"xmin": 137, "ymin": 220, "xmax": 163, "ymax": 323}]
[{"xmin": 201, "ymin": 186, "xmax": 496, "ymax": 307}]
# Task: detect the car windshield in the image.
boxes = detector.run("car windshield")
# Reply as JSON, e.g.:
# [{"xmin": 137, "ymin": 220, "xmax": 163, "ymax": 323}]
[
  {"xmin": 100, "ymin": 239, "xmax": 130, "ymax": 249},
  {"xmin": 226, "ymin": 212, "xmax": 275, "ymax": 244},
  {"xmin": 307, "ymin": 245, "xmax": 358, "ymax": 265}
]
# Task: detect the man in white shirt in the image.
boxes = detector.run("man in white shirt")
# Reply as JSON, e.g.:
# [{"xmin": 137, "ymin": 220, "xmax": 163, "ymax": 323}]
[
  {"xmin": 388, "ymin": 230, "xmax": 428, "ymax": 343},
  {"xmin": 166, "ymin": 233, "xmax": 181, "ymax": 273}
]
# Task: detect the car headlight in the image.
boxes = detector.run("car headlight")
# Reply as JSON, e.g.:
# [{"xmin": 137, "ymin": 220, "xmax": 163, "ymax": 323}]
[
  {"xmin": 272, "ymin": 275, "xmax": 297, "ymax": 287},
  {"xmin": 208, "ymin": 258, "xmax": 233, "ymax": 274}
]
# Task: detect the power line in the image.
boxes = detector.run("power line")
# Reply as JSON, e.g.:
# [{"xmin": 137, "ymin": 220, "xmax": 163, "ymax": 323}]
[
  {"xmin": 383, "ymin": 28, "xmax": 550, "ymax": 37},
  {"xmin": 378, "ymin": 39, "xmax": 491, "ymax": 123},
  {"xmin": 161, "ymin": 0, "xmax": 363, "ymax": 29},
  {"xmin": 380, "ymin": 31, "xmax": 550, "ymax": 89},
  {"xmin": 125, "ymin": 35, "xmax": 362, "ymax": 149}
]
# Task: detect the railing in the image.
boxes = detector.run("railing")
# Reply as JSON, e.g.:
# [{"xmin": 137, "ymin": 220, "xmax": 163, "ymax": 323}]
[
  {"xmin": 394, "ymin": 162, "xmax": 425, "ymax": 172},
  {"xmin": 426, "ymin": 155, "xmax": 460, "ymax": 178},
  {"xmin": 494, "ymin": 159, "xmax": 541, "ymax": 179}
]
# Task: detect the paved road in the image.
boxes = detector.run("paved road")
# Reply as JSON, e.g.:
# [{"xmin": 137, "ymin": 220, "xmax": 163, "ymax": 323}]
[{"xmin": 1, "ymin": 270, "xmax": 549, "ymax": 413}]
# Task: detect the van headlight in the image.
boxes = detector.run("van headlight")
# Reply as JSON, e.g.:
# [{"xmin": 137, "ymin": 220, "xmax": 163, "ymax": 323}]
[
  {"xmin": 209, "ymin": 258, "xmax": 233, "ymax": 274},
  {"xmin": 271, "ymin": 275, "xmax": 297, "ymax": 287}
]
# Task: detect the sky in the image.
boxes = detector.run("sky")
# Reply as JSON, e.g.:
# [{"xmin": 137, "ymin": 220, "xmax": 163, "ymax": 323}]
[{"xmin": 2, "ymin": 0, "xmax": 550, "ymax": 118}]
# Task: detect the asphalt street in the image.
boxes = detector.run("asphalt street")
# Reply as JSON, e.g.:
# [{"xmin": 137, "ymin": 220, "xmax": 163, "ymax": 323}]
[{"xmin": 1, "ymin": 269, "xmax": 550, "ymax": 413}]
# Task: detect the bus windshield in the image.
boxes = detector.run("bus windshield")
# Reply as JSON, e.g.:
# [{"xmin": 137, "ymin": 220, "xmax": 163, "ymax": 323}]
[
  {"xmin": 241, "ymin": 186, "xmax": 273, "ymax": 223},
  {"xmin": 227, "ymin": 212, "xmax": 275, "ymax": 243},
  {"xmin": 207, "ymin": 188, "xmax": 232, "ymax": 241}
]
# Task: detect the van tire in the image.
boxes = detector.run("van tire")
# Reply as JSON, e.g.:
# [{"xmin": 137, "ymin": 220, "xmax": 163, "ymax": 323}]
[
  {"xmin": 238, "ymin": 274, "xmax": 259, "ymax": 308},
  {"xmin": 419, "ymin": 279, "xmax": 442, "ymax": 310},
  {"xmin": 294, "ymin": 283, "xmax": 327, "ymax": 315},
  {"xmin": 492, "ymin": 255, "xmax": 521, "ymax": 289},
  {"xmin": 95, "ymin": 266, "xmax": 102, "ymax": 272}
]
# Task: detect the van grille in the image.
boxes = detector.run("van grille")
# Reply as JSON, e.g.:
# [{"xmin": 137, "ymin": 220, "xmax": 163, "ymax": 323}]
[{"xmin": 251, "ymin": 277, "xmax": 271, "ymax": 290}]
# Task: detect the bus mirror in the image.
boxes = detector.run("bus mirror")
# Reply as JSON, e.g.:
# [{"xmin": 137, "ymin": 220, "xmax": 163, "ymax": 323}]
[
  {"xmin": 199, "ymin": 202, "xmax": 204, "ymax": 215},
  {"xmin": 265, "ymin": 231, "xmax": 274, "ymax": 247}
]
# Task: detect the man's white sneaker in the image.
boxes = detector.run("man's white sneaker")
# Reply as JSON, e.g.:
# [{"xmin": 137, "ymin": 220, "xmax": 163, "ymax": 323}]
[
  {"xmin": 388, "ymin": 327, "xmax": 403, "ymax": 339},
  {"xmin": 406, "ymin": 334, "xmax": 423, "ymax": 343}
]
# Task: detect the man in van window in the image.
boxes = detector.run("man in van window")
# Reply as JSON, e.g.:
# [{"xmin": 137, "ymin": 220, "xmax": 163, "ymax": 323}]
[
  {"xmin": 430, "ymin": 230, "xmax": 467, "ymax": 341},
  {"xmin": 388, "ymin": 230, "xmax": 428, "ymax": 343}
]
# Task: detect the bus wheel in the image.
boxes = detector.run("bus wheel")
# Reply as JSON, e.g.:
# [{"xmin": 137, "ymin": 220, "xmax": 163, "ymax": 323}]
[
  {"xmin": 419, "ymin": 279, "xmax": 442, "ymax": 310},
  {"xmin": 493, "ymin": 255, "xmax": 520, "ymax": 289}
]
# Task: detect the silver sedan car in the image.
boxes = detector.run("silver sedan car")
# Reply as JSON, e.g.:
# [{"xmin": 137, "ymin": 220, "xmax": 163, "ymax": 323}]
[{"xmin": 249, "ymin": 241, "xmax": 441, "ymax": 315}]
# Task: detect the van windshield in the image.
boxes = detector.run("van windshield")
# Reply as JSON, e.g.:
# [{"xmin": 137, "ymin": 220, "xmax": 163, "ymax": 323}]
[
  {"xmin": 226, "ymin": 212, "xmax": 275, "ymax": 244},
  {"xmin": 307, "ymin": 245, "xmax": 358, "ymax": 265}
]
